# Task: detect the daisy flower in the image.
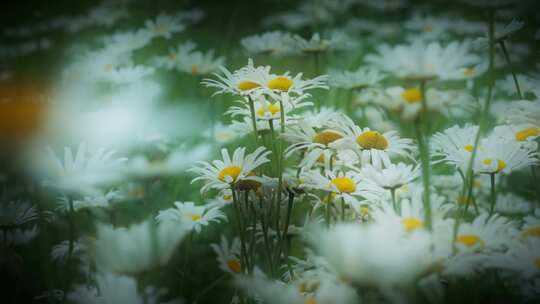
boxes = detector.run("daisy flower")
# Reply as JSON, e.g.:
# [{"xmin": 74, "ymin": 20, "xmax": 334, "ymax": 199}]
[
  {"xmin": 0, "ymin": 200, "xmax": 38, "ymax": 227},
  {"xmin": 301, "ymin": 169, "xmax": 383, "ymax": 204},
  {"xmin": 455, "ymin": 213, "xmax": 517, "ymax": 253},
  {"xmin": 328, "ymin": 67, "xmax": 386, "ymax": 90},
  {"xmin": 94, "ymin": 220, "xmax": 189, "ymax": 275},
  {"xmin": 291, "ymin": 31, "xmax": 359, "ymax": 54},
  {"xmin": 210, "ymin": 235, "xmax": 242, "ymax": 274},
  {"xmin": 240, "ymin": 31, "xmax": 296, "ymax": 56},
  {"xmin": 226, "ymin": 93, "xmax": 311, "ymax": 121},
  {"xmin": 493, "ymin": 193, "xmax": 533, "ymax": 215},
  {"xmin": 486, "ymin": 238, "xmax": 540, "ymax": 279},
  {"xmin": 330, "ymin": 116, "xmax": 416, "ymax": 168},
  {"xmin": 56, "ymin": 191, "xmax": 120, "ymax": 212},
  {"xmin": 202, "ymin": 58, "xmax": 271, "ymax": 96},
  {"xmin": 431, "ymin": 124, "xmax": 480, "ymax": 171},
  {"xmin": 474, "ymin": 135, "xmax": 538, "ymax": 175},
  {"xmin": 144, "ymin": 13, "xmax": 185, "ymax": 39},
  {"xmin": 358, "ymin": 162, "xmax": 420, "ymax": 190},
  {"xmin": 155, "ymin": 201, "xmax": 226, "ymax": 233},
  {"xmin": 523, "ymin": 209, "xmax": 540, "ymax": 238},
  {"xmin": 365, "ymin": 39, "xmax": 480, "ymax": 80},
  {"xmin": 492, "ymin": 124, "xmax": 539, "ymax": 149},
  {"xmin": 190, "ymin": 146, "xmax": 271, "ymax": 194},
  {"xmin": 170, "ymin": 41, "xmax": 225, "ymax": 76}
]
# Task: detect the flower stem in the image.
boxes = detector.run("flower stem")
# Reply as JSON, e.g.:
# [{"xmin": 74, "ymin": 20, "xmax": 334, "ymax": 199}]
[
  {"xmin": 488, "ymin": 173, "xmax": 497, "ymax": 217},
  {"xmin": 417, "ymin": 79, "xmax": 432, "ymax": 231},
  {"xmin": 247, "ymin": 95, "xmax": 258, "ymax": 142},
  {"xmin": 499, "ymin": 40, "xmax": 522, "ymax": 99},
  {"xmin": 231, "ymin": 188, "xmax": 249, "ymax": 273}
]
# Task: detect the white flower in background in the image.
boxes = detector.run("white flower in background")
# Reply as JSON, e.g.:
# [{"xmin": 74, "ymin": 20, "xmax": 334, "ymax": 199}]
[
  {"xmin": 155, "ymin": 41, "xmax": 225, "ymax": 76},
  {"xmin": 0, "ymin": 225, "xmax": 39, "ymax": 246},
  {"xmin": 51, "ymin": 239, "xmax": 88, "ymax": 264},
  {"xmin": 522, "ymin": 208, "xmax": 540, "ymax": 238},
  {"xmin": 236, "ymin": 271, "xmax": 359, "ymax": 304},
  {"xmin": 431, "ymin": 124, "xmax": 479, "ymax": 170},
  {"xmin": 310, "ymin": 223, "xmax": 433, "ymax": 292},
  {"xmin": 100, "ymin": 30, "xmax": 153, "ymax": 53},
  {"xmin": 291, "ymin": 31, "xmax": 359, "ymax": 53},
  {"xmin": 455, "ymin": 213, "xmax": 517, "ymax": 253},
  {"xmin": 203, "ymin": 122, "xmax": 238, "ymax": 144},
  {"xmin": 473, "ymin": 135, "xmax": 538, "ymax": 175},
  {"xmin": 226, "ymin": 93, "xmax": 311, "ymax": 121},
  {"xmin": 101, "ymin": 65, "xmax": 154, "ymax": 84},
  {"xmin": 486, "ymin": 238, "xmax": 540, "ymax": 279},
  {"xmin": 241, "ymin": 31, "xmax": 296, "ymax": 56},
  {"xmin": 384, "ymin": 86, "xmax": 477, "ymax": 120},
  {"xmin": 404, "ymin": 14, "xmax": 452, "ymax": 41},
  {"xmin": 366, "ymin": 39, "xmax": 480, "ymax": 80},
  {"xmin": 38, "ymin": 142, "xmax": 127, "ymax": 196},
  {"xmin": 0, "ymin": 200, "xmax": 38, "ymax": 227},
  {"xmin": 125, "ymin": 144, "xmax": 211, "ymax": 179},
  {"xmin": 190, "ymin": 147, "xmax": 271, "ymax": 194},
  {"xmin": 94, "ymin": 220, "xmax": 189, "ymax": 275},
  {"xmin": 330, "ymin": 116, "xmax": 416, "ymax": 168},
  {"xmin": 156, "ymin": 201, "xmax": 226, "ymax": 233},
  {"xmin": 68, "ymin": 272, "xmax": 148, "ymax": 304},
  {"xmin": 211, "ymin": 236, "xmax": 242, "ymax": 274},
  {"xmin": 56, "ymin": 191, "xmax": 120, "ymax": 212},
  {"xmin": 202, "ymin": 58, "xmax": 272, "ymax": 96},
  {"xmin": 328, "ymin": 67, "xmax": 385, "ymax": 90},
  {"xmin": 492, "ymin": 124, "xmax": 539, "ymax": 150},
  {"xmin": 494, "ymin": 19, "xmax": 524, "ymax": 43},
  {"xmin": 493, "ymin": 99, "xmax": 540, "ymax": 127},
  {"xmin": 492, "ymin": 193, "xmax": 533, "ymax": 215},
  {"xmin": 144, "ymin": 13, "xmax": 185, "ymax": 39},
  {"xmin": 358, "ymin": 162, "xmax": 420, "ymax": 190},
  {"xmin": 301, "ymin": 169, "xmax": 383, "ymax": 204}
]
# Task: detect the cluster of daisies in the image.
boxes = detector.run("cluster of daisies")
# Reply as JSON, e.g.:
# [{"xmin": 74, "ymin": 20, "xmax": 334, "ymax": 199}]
[{"xmin": 2, "ymin": 0, "xmax": 540, "ymax": 303}]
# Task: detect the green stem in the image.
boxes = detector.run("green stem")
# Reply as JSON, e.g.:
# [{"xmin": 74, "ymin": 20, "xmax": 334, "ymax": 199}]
[
  {"xmin": 416, "ymin": 79, "xmax": 432, "ymax": 231},
  {"xmin": 390, "ymin": 188, "xmax": 398, "ymax": 215},
  {"xmin": 531, "ymin": 165, "xmax": 540, "ymax": 207},
  {"xmin": 231, "ymin": 188, "xmax": 249, "ymax": 273},
  {"xmin": 488, "ymin": 173, "xmax": 497, "ymax": 217},
  {"xmin": 194, "ymin": 274, "xmax": 227, "ymax": 302},
  {"xmin": 499, "ymin": 40, "xmax": 522, "ymax": 99},
  {"xmin": 247, "ymin": 95, "xmax": 259, "ymax": 142},
  {"xmin": 340, "ymin": 196, "xmax": 346, "ymax": 221}
]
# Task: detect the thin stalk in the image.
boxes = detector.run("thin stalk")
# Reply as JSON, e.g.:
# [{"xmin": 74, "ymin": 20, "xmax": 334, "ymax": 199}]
[
  {"xmin": 499, "ymin": 40, "xmax": 522, "ymax": 99},
  {"xmin": 194, "ymin": 274, "xmax": 227, "ymax": 302},
  {"xmin": 231, "ymin": 188, "xmax": 249, "ymax": 272},
  {"xmin": 390, "ymin": 188, "xmax": 398, "ymax": 215},
  {"xmin": 340, "ymin": 196, "xmax": 346, "ymax": 221},
  {"xmin": 258, "ymin": 198, "xmax": 275, "ymax": 277},
  {"xmin": 531, "ymin": 166, "xmax": 540, "ymax": 206},
  {"xmin": 247, "ymin": 95, "xmax": 259, "ymax": 142},
  {"xmin": 488, "ymin": 173, "xmax": 497, "ymax": 217},
  {"xmin": 416, "ymin": 80, "xmax": 432, "ymax": 231}
]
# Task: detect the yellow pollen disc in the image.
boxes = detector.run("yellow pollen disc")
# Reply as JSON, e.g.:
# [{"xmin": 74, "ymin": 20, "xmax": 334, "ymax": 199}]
[
  {"xmin": 305, "ymin": 297, "xmax": 317, "ymax": 304},
  {"xmin": 223, "ymin": 194, "xmax": 232, "ymax": 201},
  {"xmin": 456, "ymin": 234, "xmax": 482, "ymax": 247},
  {"xmin": 360, "ymin": 206, "xmax": 369, "ymax": 216},
  {"xmin": 104, "ymin": 63, "xmax": 113, "ymax": 72},
  {"xmin": 235, "ymin": 171, "xmax": 261, "ymax": 191},
  {"xmin": 256, "ymin": 103, "xmax": 281, "ymax": 117},
  {"xmin": 463, "ymin": 67, "xmax": 475, "ymax": 76},
  {"xmin": 267, "ymin": 76, "xmax": 293, "ymax": 91},
  {"xmin": 238, "ymin": 81, "xmax": 261, "ymax": 91},
  {"xmin": 401, "ymin": 88, "xmax": 422, "ymax": 104},
  {"xmin": 191, "ymin": 64, "xmax": 198, "ymax": 75},
  {"xmin": 317, "ymin": 153, "xmax": 325, "ymax": 163},
  {"xmin": 190, "ymin": 214, "xmax": 202, "ymax": 221},
  {"xmin": 483, "ymin": 159, "xmax": 506, "ymax": 173},
  {"xmin": 464, "ymin": 144, "xmax": 474, "ymax": 152},
  {"xmin": 218, "ymin": 166, "xmax": 242, "ymax": 182},
  {"xmin": 402, "ymin": 217, "xmax": 423, "ymax": 232},
  {"xmin": 515, "ymin": 127, "xmax": 539, "ymax": 141},
  {"xmin": 313, "ymin": 130, "xmax": 343, "ymax": 146},
  {"xmin": 356, "ymin": 131, "xmax": 388, "ymax": 150},
  {"xmin": 535, "ymin": 258, "xmax": 540, "ymax": 269},
  {"xmin": 525, "ymin": 227, "xmax": 540, "ymax": 237},
  {"xmin": 331, "ymin": 177, "xmax": 356, "ymax": 193},
  {"xmin": 227, "ymin": 258, "xmax": 241, "ymax": 273}
]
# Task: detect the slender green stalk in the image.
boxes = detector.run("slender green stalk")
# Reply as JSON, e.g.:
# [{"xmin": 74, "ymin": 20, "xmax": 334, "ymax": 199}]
[
  {"xmin": 531, "ymin": 166, "xmax": 540, "ymax": 206},
  {"xmin": 488, "ymin": 173, "xmax": 497, "ymax": 217},
  {"xmin": 340, "ymin": 197, "xmax": 346, "ymax": 221},
  {"xmin": 390, "ymin": 188, "xmax": 398, "ymax": 215},
  {"xmin": 194, "ymin": 274, "xmax": 227, "ymax": 302},
  {"xmin": 258, "ymin": 198, "xmax": 275, "ymax": 277},
  {"xmin": 247, "ymin": 95, "xmax": 259, "ymax": 142},
  {"xmin": 499, "ymin": 40, "xmax": 522, "ymax": 99},
  {"xmin": 416, "ymin": 79, "xmax": 432, "ymax": 230},
  {"xmin": 231, "ymin": 188, "xmax": 249, "ymax": 273}
]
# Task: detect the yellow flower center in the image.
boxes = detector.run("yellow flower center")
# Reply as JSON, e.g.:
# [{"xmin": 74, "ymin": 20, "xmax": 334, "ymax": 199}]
[
  {"xmin": 304, "ymin": 297, "xmax": 317, "ymax": 304},
  {"xmin": 218, "ymin": 166, "xmax": 242, "ymax": 182},
  {"xmin": 356, "ymin": 131, "xmax": 388, "ymax": 150},
  {"xmin": 535, "ymin": 258, "xmax": 540, "ymax": 269},
  {"xmin": 267, "ymin": 76, "xmax": 294, "ymax": 91},
  {"xmin": 238, "ymin": 81, "xmax": 261, "ymax": 91},
  {"xmin": 456, "ymin": 234, "xmax": 483, "ymax": 247},
  {"xmin": 463, "ymin": 67, "xmax": 475, "ymax": 76},
  {"xmin": 525, "ymin": 226, "xmax": 540, "ymax": 237},
  {"xmin": 515, "ymin": 127, "xmax": 539, "ymax": 141},
  {"xmin": 104, "ymin": 63, "xmax": 113, "ymax": 72},
  {"xmin": 190, "ymin": 214, "xmax": 202, "ymax": 221},
  {"xmin": 482, "ymin": 159, "xmax": 506, "ymax": 173},
  {"xmin": 331, "ymin": 177, "xmax": 356, "ymax": 193},
  {"xmin": 227, "ymin": 258, "xmax": 241, "ymax": 273},
  {"xmin": 360, "ymin": 206, "xmax": 369, "ymax": 217},
  {"xmin": 313, "ymin": 130, "xmax": 343, "ymax": 146},
  {"xmin": 401, "ymin": 88, "xmax": 422, "ymax": 104},
  {"xmin": 464, "ymin": 144, "xmax": 474, "ymax": 152},
  {"xmin": 235, "ymin": 171, "xmax": 261, "ymax": 191},
  {"xmin": 256, "ymin": 103, "xmax": 281, "ymax": 117},
  {"xmin": 191, "ymin": 64, "xmax": 198, "ymax": 75},
  {"xmin": 402, "ymin": 217, "xmax": 423, "ymax": 232}
]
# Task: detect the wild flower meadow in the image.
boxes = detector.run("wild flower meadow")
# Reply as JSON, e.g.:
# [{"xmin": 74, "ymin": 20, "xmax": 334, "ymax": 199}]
[{"xmin": 2, "ymin": 0, "xmax": 540, "ymax": 303}]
